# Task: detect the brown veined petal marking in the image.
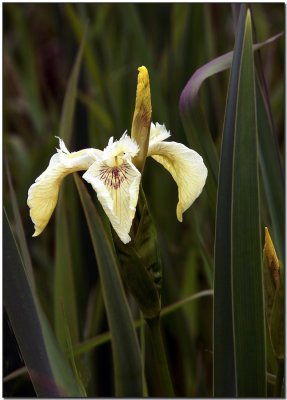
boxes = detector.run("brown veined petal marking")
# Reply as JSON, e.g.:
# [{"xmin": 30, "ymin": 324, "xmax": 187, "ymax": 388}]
[{"xmin": 83, "ymin": 158, "xmax": 141, "ymax": 244}]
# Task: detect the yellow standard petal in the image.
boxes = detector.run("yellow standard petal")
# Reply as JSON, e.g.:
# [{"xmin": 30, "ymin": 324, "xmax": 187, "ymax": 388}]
[
  {"xmin": 83, "ymin": 134, "xmax": 141, "ymax": 243},
  {"xmin": 131, "ymin": 66, "xmax": 152, "ymax": 172},
  {"xmin": 148, "ymin": 123, "xmax": 207, "ymax": 221},
  {"xmin": 27, "ymin": 138, "xmax": 100, "ymax": 236}
]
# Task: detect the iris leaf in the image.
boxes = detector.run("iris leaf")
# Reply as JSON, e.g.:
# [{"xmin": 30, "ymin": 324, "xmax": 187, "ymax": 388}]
[
  {"xmin": 213, "ymin": 5, "xmax": 246, "ymax": 396},
  {"xmin": 3, "ymin": 210, "xmax": 83, "ymax": 397},
  {"xmin": 74, "ymin": 174, "xmax": 143, "ymax": 396},
  {"xmin": 231, "ymin": 10, "xmax": 266, "ymax": 396}
]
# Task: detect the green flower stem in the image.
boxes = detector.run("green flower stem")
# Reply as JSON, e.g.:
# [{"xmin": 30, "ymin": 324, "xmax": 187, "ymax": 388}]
[
  {"xmin": 145, "ymin": 316, "xmax": 174, "ymax": 396},
  {"xmin": 274, "ymin": 359, "xmax": 284, "ymax": 397}
]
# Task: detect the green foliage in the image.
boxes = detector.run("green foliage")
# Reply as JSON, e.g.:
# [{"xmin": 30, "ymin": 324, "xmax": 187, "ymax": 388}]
[
  {"xmin": 3, "ymin": 211, "xmax": 83, "ymax": 396},
  {"xmin": 231, "ymin": 10, "xmax": 266, "ymax": 395},
  {"xmin": 74, "ymin": 175, "xmax": 143, "ymax": 396},
  {"xmin": 3, "ymin": 3, "xmax": 284, "ymax": 397}
]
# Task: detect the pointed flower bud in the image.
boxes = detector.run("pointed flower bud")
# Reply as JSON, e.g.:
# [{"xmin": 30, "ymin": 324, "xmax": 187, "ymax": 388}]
[
  {"xmin": 263, "ymin": 227, "xmax": 280, "ymax": 290},
  {"xmin": 131, "ymin": 66, "xmax": 152, "ymax": 172}
]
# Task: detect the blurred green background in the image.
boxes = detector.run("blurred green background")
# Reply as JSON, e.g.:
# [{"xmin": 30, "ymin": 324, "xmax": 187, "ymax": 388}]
[{"xmin": 3, "ymin": 3, "xmax": 284, "ymax": 397}]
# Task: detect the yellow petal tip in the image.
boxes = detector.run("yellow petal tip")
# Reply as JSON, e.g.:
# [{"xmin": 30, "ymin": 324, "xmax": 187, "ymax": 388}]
[
  {"xmin": 131, "ymin": 66, "xmax": 152, "ymax": 171},
  {"xmin": 137, "ymin": 66, "xmax": 148, "ymax": 80},
  {"xmin": 264, "ymin": 227, "xmax": 280, "ymax": 288},
  {"xmin": 264, "ymin": 227, "xmax": 279, "ymax": 269}
]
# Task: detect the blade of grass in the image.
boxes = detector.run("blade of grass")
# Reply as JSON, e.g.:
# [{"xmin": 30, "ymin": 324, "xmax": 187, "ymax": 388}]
[
  {"xmin": 4, "ymin": 209, "xmax": 83, "ymax": 396},
  {"xmin": 213, "ymin": 4, "xmax": 246, "ymax": 396},
  {"xmin": 231, "ymin": 10, "xmax": 266, "ymax": 396},
  {"xmin": 74, "ymin": 174, "xmax": 143, "ymax": 396}
]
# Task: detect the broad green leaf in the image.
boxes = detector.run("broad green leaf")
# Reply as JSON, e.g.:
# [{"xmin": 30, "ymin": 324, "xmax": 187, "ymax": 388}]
[
  {"xmin": 74, "ymin": 174, "xmax": 143, "ymax": 396},
  {"xmin": 231, "ymin": 10, "xmax": 266, "ymax": 396},
  {"xmin": 3, "ymin": 210, "xmax": 83, "ymax": 397},
  {"xmin": 213, "ymin": 5, "xmax": 246, "ymax": 396},
  {"xmin": 54, "ymin": 189, "xmax": 79, "ymax": 348}
]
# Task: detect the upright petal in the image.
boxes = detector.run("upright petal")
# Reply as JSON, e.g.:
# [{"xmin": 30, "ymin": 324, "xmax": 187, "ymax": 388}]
[
  {"xmin": 131, "ymin": 66, "xmax": 152, "ymax": 172},
  {"xmin": 83, "ymin": 158, "xmax": 141, "ymax": 244},
  {"xmin": 148, "ymin": 124, "xmax": 207, "ymax": 221},
  {"xmin": 149, "ymin": 122, "xmax": 171, "ymax": 147},
  {"xmin": 28, "ymin": 138, "xmax": 100, "ymax": 236}
]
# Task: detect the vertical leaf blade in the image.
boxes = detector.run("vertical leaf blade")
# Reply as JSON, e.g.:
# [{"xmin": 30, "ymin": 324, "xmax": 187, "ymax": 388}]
[
  {"xmin": 3, "ymin": 210, "xmax": 83, "ymax": 397},
  {"xmin": 54, "ymin": 190, "xmax": 79, "ymax": 347},
  {"xmin": 232, "ymin": 10, "xmax": 266, "ymax": 396},
  {"xmin": 74, "ymin": 175, "xmax": 143, "ymax": 396},
  {"xmin": 213, "ymin": 5, "xmax": 246, "ymax": 396}
]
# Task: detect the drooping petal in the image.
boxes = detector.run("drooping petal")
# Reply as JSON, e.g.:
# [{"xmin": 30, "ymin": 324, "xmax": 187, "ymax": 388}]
[
  {"xmin": 83, "ymin": 158, "xmax": 141, "ymax": 244},
  {"xmin": 148, "ymin": 124, "xmax": 207, "ymax": 221},
  {"xmin": 28, "ymin": 138, "xmax": 101, "ymax": 236}
]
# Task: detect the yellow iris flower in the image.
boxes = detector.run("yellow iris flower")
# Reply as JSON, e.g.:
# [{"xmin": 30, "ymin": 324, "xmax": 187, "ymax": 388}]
[{"xmin": 27, "ymin": 68, "xmax": 207, "ymax": 243}]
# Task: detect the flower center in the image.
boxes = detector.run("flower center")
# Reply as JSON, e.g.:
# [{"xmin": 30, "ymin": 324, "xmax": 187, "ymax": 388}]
[{"xmin": 99, "ymin": 160, "xmax": 130, "ymax": 190}]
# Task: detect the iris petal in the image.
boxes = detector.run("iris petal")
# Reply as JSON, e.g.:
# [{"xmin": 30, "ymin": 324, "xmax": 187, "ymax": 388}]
[
  {"xmin": 83, "ymin": 158, "xmax": 141, "ymax": 244},
  {"xmin": 27, "ymin": 138, "xmax": 100, "ymax": 236},
  {"xmin": 148, "ymin": 123, "xmax": 207, "ymax": 221}
]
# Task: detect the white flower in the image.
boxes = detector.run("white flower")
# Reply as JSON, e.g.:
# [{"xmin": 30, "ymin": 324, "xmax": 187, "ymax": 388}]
[{"xmin": 28, "ymin": 124, "xmax": 207, "ymax": 243}]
